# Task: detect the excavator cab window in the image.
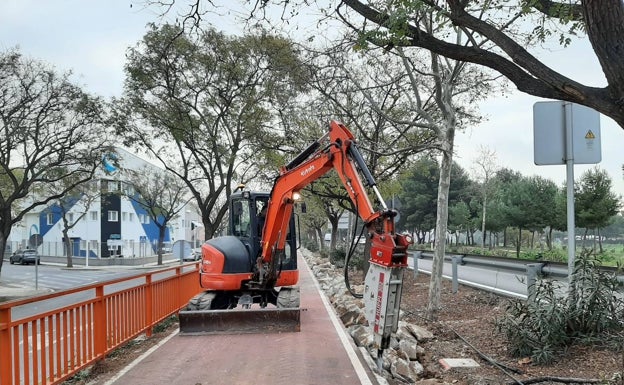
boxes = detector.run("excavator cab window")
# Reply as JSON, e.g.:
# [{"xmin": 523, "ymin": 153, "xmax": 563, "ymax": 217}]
[
  {"xmin": 231, "ymin": 200, "xmax": 251, "ymax": 238},
  {"xmin": 228, "ymin": 191, "xmax": 297, "ymax": 271}
]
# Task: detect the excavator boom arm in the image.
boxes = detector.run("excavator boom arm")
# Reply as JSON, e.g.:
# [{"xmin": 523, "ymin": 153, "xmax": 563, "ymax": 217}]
[
  {"xmin": 259, "ymin": 121, "xmax": 411, "ymax": 366},
  {"xmin": 260, "ymin": 121, "xmax": 383, "ymax": 267}
]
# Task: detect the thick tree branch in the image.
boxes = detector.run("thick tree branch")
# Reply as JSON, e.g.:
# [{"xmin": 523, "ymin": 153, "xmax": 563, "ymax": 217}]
[{"xmin": 341, "ymin": 0, "xmax": 624, "ymax": 128}]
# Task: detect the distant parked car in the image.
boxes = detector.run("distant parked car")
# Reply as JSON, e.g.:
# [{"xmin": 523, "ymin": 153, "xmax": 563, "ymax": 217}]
[
  {"xmin": 10, "ymin": 249, "xmax": 40, "ymax": 265},
  {"xmin": 183, "ymin": 250, "xmax": 201, "ymax": 262}
]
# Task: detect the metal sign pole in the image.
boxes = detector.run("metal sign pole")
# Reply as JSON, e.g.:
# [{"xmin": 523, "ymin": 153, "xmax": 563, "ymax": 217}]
[{"xmin": 564, "ymin": 103, "xmax": 576, "ymax": 279}]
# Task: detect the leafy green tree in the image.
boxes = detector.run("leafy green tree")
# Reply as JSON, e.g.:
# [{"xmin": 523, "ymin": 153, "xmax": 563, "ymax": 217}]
[
  {"xmin": 503, "ymin": 175, "xmax": 558, "ymax": 257},
  {"xmin": 602, "ymin": 214, "xmax": 624, "ymax": 240},
  {"xmin": 489, "ymin": 168, "xmax": 522, "ymax": 247},
  {"xmin": 397, "ymin": 156, "xmax": 439, "ymax": 244},
  {"xmin": 115, "ymin": 24, "xmax": 308, "ymax": 240},
  {"xmin": 483, "ymin": 197, "xmax": 508, "ymax": 248},
  {"xmin": 542, "ymin": 186, "xmax": 567, "ymax": 250},
  {"xmin": 0, "ymin": 50, "xmax": 110, "ymax": 274},
  {"xmin": 298, "ymin": 191, "xmax": 329, "ymax": 251},
  {"xmin": 575, "ymin": 167, "xmax": 621, "ymax": 252},
  {"xmin": 398, "ymin": 156, "xmax": 474, "ymax": 244},
  {"xmin": 448, "ymin": 201, "xmax": 471, "ymax": 245}
]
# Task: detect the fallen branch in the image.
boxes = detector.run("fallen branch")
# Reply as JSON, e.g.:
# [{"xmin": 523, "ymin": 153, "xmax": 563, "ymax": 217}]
[{"xmin": 506, "ymin": 376, "xmax": 604, "ymax": 385}]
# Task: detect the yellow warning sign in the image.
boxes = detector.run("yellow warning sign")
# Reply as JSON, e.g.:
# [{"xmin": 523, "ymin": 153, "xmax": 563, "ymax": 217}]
[{"xmin": 585, "ymin": 130, "xmax": 596, "ymax": 139}]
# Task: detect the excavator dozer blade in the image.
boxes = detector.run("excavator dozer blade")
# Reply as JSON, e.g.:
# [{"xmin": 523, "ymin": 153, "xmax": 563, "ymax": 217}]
[{"xmin": 178, "ymin": 308, "xmax": 301, "ymax": 335}]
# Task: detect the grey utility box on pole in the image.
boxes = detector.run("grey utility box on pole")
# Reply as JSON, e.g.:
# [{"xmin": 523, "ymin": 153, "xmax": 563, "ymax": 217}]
[{"xmin": 533, "ymin": 101, "xmax": 601, "ymax": 280}]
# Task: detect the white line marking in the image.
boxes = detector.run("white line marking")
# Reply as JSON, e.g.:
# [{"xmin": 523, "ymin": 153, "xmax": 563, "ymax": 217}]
[
  {"xmin": 104, "ymin": 328, "xmax": 179, "ymax": 385},
  {"xmin": 301, "ymin": 256, "xmax": 374, "ymax": 385}
]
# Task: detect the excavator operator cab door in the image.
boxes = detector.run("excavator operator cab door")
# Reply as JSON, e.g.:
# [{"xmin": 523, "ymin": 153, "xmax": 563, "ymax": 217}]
[{"xmin": 229, "ymin": 191, "xmax": 297, "ymax": 272}]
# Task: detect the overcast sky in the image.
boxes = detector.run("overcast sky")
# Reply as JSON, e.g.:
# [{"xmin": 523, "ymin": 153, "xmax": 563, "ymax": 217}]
[{"xmin": 1, "ymin": 0, "xmax": 622, "ymax": 197}]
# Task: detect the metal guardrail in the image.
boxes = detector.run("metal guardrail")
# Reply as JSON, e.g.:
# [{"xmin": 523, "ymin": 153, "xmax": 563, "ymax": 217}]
[
  {"xmin": 411, "ymin": 251, "xmax": 624, "ymax": 300},
  {"xmin": 0, "ymin": 264, "xmax": 203, "ymax": 385}
]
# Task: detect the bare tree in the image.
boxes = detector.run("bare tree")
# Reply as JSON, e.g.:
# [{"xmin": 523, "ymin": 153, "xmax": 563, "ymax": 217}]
[
  {"xmin": 125, "ymin": 167, "xmax": 191, "ymax": 265},
  {"xmin": 0, "ymin": 49, "xmax": 110, "ymax": 274},
  {"xmin": 471, "ymin": 146, "xmax": 498, "ymax": 249},
  {"xmin": 43, "ymin": 180, "xmax": 100, "ymax": 267},
  {"xmin": 340, "ymin": 0, "xmax": 624, "ymax": 129},
  {"xmin": 150, "ymin": 1, "xmax": 624, "ymax": 127}
]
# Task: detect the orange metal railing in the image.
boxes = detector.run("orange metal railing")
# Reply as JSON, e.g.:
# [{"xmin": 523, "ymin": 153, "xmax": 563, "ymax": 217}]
[{"xmin": 0, "ymin": 263, "xmax": 202, "ymax": 385}]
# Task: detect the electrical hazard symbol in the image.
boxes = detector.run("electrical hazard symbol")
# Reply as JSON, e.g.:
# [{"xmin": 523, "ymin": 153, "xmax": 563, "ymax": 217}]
[{"xmin": 585, "ymin": 130, "xmax": 596, "ymax": 139}]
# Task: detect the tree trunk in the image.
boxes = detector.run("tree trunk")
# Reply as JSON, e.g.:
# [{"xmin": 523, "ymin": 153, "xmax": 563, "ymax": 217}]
[
  {"xmin": 157, "ymin": 226, "xmax": 166, "ymax": 265},
  {"xmin": 481, "ymin": 195, "xmax": 487, "ymax": 248},
  {"xmin": 315, "ymin": 228, "xmax": 324, "ymax": 250},
  {"xmin": 516, "ymin": 227, "xmax": 522, "ymax": 258},
  {"xmin": 503, "ymin": 227, "xmax": 508, "ymax": 248},
  {"xmin": 0, "ymin": 227, "xmax": 9, "ymax": 275},
  {"xmin": 598, "ymin": 228, "xmax": 603, "ymax": 253},
  {"xmin": 63, "ymin": 230, "xmax": 73, "ymax": 268},
  {"xmin": 547, "ymin": 227, "xmax": 553, "ymax": 250},
  {"xmin": 427, "ymin": 123, "xmax": 455, "ymax": 319}
]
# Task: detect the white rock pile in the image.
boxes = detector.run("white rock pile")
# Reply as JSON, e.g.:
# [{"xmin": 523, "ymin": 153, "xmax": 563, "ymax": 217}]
[{"xmin": 305, "ymin": 251, "xmax": 439, "ymax": 384}]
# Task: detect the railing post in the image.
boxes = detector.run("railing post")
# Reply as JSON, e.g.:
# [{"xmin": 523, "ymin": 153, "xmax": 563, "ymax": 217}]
[
  {"xmin": 0, "ymin": 307, "xmax": 12, "ymax": 385},
  {"xmin": 412, "ymin": 251, "xmax": 421, "ymax": 278},
  {"xmin": 451, "ymin": 255, "xmax": 461, "ymax": 294},
  {"xmin": 175, "ymin": 266, "xmax": 182, "ymax": 313},
  {"xmin": 526, "ymin": 263, "xmax": 544, "ymax": 303},
  {"xmin": 146, "ymin": 274, "xmax": 153, "ymax": 337},
  {"xmin": 93, "ymin": 285, "xmax": 106, "ymax": 359}
]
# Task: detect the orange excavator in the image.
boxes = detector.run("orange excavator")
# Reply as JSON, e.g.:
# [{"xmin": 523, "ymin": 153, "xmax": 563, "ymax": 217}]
[{"xmin": 179, "ymin": 120, "xmax": 412, "ymax": 364}]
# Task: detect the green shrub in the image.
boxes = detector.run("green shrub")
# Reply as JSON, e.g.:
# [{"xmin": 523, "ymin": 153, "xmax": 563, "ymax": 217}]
[
  {"xmin": 301, "ymin": 238, "xmax": 319, "ymax": 252},
  {"xmin": 496, "ymin": 251, "xmax": 624, "ymax": 364},
  {"xmin": 329, "ymin": 247, "xmax": 346, "ymax": 267}
]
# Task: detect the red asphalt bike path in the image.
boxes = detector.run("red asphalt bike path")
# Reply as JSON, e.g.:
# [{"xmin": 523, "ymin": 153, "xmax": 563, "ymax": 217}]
[{"xmin": 106, "ymin": 254, "xmax": 379, "ymax": 385}]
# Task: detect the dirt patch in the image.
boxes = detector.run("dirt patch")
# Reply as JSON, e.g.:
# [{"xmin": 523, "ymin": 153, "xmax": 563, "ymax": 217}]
[
  {"xmin": 400, "ymin": 271, "xmax": 624, "ymax": 384},
  {"xmin": 62, "ymin": 318, "xmax": 179, "ymax": 385}
]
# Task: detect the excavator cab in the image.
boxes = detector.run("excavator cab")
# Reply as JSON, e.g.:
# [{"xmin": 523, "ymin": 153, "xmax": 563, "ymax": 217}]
[{"xmin": 228, "ymin": 191, "xmax": 297, "ymax": 274}]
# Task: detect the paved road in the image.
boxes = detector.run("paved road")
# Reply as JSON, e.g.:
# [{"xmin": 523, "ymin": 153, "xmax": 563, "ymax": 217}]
[{"xmin": 1, "ymin": 262, "xmax": 141, "ymax": 291}]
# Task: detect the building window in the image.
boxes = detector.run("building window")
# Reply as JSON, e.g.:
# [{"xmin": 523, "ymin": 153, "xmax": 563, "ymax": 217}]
[
  {"xmin": 129, "ymin": 213, "xmax": 134, "ymax": 222},
  {"xmin": 47, "ymin": 213, "xmax": 53, "ymax": 226},
  {"xmin": 122, "ymin": 212, "xmax": 128, "ymax": 222},
  {"xmin": 123, "ymin": 183, "xmax": 134, "ymax": 196},
  {"xmin": 108, "ymin": 210, "xmax": 119, "ymax": 222},
  {"xmin": 90, "ymin": 211, "xmax": 98, "ymax": 221},
  {"xmin": 108, "ymin": 180, "xmax": 119, "ymax": 192},
  {"xmin": 139, "ymin": 214, "xmax": 150, "ymax": 224},
  {"xmin": 68, "ymin": 213, "xmax": 74, "ymax": 224}
]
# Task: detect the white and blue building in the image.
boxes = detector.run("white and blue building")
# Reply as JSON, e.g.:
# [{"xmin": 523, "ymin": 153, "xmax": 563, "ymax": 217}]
[{"xmin": 8, "ymin": 148, "xmax": 202, "ymax": 260}]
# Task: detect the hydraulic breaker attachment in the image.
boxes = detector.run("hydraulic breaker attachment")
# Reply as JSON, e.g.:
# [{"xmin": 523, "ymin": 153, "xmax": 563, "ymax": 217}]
[
  {"xmin": 179, "ymin": 307, "xmax": 301, "ymax": 335},
  {"xmin": 363, "ymin": 263, "xmax": 405, "ymax": 370}
]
